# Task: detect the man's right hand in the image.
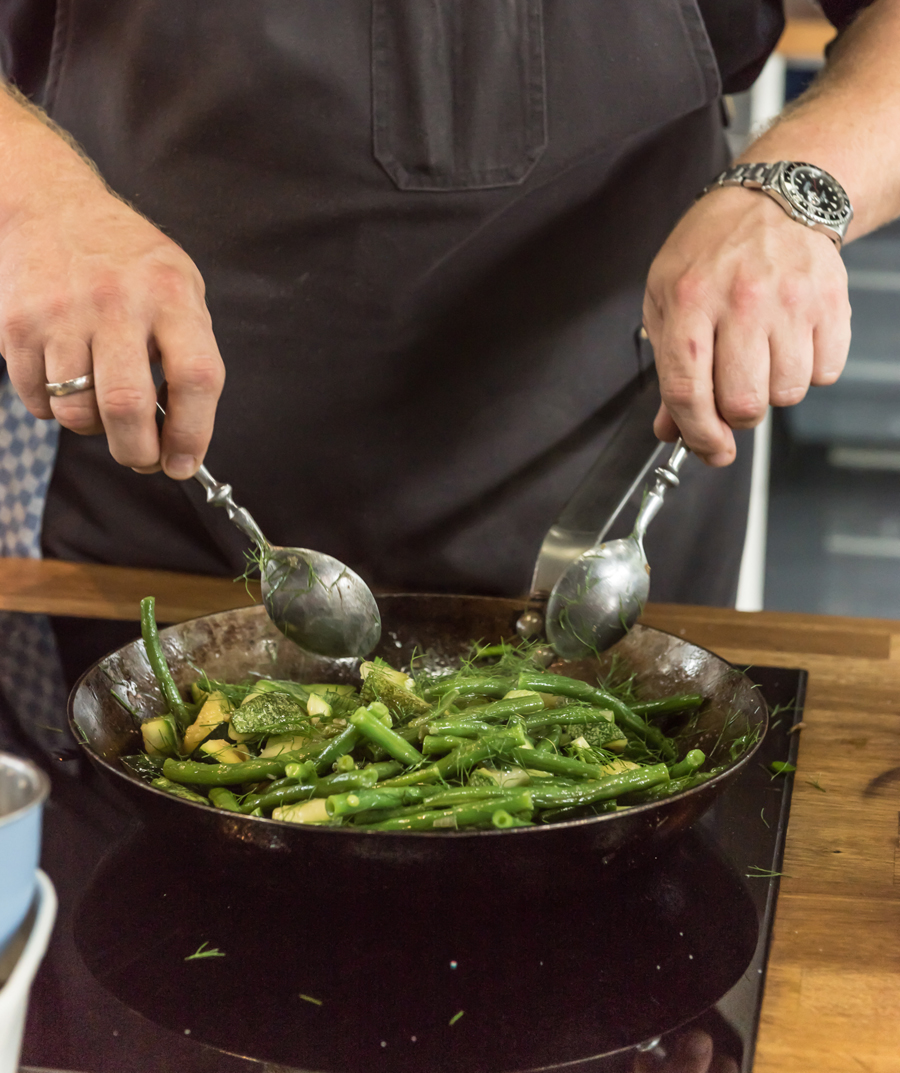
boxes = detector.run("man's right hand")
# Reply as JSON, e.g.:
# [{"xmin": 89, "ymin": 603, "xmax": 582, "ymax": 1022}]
[{"xmin": 0, "ymin": 85, "xmax": 224, "ymax": 479}]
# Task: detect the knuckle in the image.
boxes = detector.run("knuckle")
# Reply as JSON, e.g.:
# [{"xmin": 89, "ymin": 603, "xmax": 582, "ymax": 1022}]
[
  {"xmin": 98, "ymin": 384, "xmax": 148, "ymax": 422},
  {"xmin": 770, "ymin": 384, "xmax": 807, "ymax": 407},
  {"xmin": 728, "ymin": 275, "xmax": 765, "ymax": 314},
  {"xmin": 0, "ymin": 308, "xmax": 37, "ymax": 349},
  {"xmin": 148, "ymin": 262, "xmax": 197, "ymax": 306},
  {"xmin": 108, "ymin": 443, "xmax": 159, "ymax": 468},
  {"xmin": 660, "ymin": 375, "xmax": 703, "ymax": 410},
  {"xmin": 671, "ymin": 273, "xmax": 707, "ymax": 309},
  {"xmin": 50, "ymin": 398, "xmax": 101, "ymax": 435},
  {"xmin": 169, "ymin": 355, "xmax": 225, "ymax": 396},
  {"xmin": 719, "ymin": 392, "xmax": 766, "ymax": 425},
  {"xmin": 776, "ymin": 277, "xmax": 809, "ymax": 311},
  {"xmin": 88, "ymin": 274, "xmax": 128, "ymax": 314}
]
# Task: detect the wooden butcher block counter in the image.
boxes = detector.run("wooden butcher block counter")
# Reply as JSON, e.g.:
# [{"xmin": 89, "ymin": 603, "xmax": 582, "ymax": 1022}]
[{"xmin": 1, "ymin": 558, "xmax": 898, "ymax": 1071}]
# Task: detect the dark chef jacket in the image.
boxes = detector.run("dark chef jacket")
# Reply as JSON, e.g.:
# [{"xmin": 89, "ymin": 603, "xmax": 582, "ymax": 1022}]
[{"xmin": 0, "ymin": 0, "xmax": 872, "ymax": 608}]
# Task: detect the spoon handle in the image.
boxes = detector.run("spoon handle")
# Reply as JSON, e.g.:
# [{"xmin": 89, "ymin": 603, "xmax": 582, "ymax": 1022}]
[
  {"xmin": 191, "ymin": 464, "xmax": 270, "ymax": 551},
  {"xmin": 632, "ymin": 437, "xmax": 689, "ymax": 544},
  {"xmin": 156, "ymin": 401, "xmax": 270, "ymax": 551}
]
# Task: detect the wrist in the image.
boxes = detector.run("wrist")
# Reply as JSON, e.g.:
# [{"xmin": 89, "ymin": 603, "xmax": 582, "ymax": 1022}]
[{"xmin": 700, "ymin": 160, "xmax": 852, "ymax": 249}]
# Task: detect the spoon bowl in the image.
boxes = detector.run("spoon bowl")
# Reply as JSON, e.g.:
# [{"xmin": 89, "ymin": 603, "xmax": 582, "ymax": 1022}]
[
  {"xmin": 546, "ymin": 535, "xmax": 649, "ymax": 658},
  {"xmin": 546, "ymin": 439, "xmax": 688, "ymax": 659},
  {"xmin": 260, "ymin": 546, "xmax": 382, "ymax": 659}
]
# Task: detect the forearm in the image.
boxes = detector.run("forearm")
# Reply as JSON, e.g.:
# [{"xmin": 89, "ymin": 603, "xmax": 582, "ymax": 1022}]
[
  {"xmin": 738, "ymin": 0, "xmax": 900, "ymax": 239},
  {"xmin": 0, "ymin": 84, "xmax": 107, "ymax": 232}
]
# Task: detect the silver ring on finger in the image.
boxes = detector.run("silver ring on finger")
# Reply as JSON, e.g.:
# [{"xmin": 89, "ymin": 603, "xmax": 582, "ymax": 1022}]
[{"xmin": 45, "ymin": 373, "xmax": 95, "ymax": 397}]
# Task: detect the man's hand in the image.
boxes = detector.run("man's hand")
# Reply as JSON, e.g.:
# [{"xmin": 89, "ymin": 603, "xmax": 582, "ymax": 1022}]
[
  {"xmin": 643, "ymin": 187, "xmax": 851, "ymax": 466},
  {"xmin": 642, "ymin": 0, "xmax": 900, "ymax": 466},
  {"xmin": 0, "ymin": 87, "xmax": 223, "ymax": 478}
]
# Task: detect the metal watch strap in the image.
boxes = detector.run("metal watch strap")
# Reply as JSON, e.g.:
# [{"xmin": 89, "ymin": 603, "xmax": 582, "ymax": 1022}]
[{"xmin": 701, "ymin": 162, "xmax": 778, "ymax": 195}]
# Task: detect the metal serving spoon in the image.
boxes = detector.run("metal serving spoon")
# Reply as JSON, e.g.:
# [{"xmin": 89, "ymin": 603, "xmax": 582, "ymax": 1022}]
[
  {"xmin": 157, "ymin": 403, "xmax": 381, "ymax": 659},
  {"xmin": 544, "ymin": 438, "xmax": 688, "ymax": 659}
]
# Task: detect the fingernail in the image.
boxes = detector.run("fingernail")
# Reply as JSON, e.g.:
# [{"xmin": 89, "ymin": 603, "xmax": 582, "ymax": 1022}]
[
  {"xmin": 707, "ymin": 451, "xmax": 734, "ymax": 467},
  {"xmin": 164, "ymin": 454, "xmax": 197, "ymax": 479}
]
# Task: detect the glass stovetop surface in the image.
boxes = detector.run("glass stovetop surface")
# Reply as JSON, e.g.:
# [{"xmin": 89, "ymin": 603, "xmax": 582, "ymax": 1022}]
[{"xmin": 20, "ymin": 665, "xmax": 805, "ymax": 1073}]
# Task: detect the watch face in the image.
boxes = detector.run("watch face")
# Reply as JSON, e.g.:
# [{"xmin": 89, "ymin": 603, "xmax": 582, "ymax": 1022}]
[{"xmin": 782, "ymin": 163, "xmax": 851, "ymax": 227}]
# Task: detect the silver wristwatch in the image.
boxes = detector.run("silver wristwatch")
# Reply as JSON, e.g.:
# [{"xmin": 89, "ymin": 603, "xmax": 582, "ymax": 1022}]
[{"xmin": 702, "ymin": 161, "xmax": 853, "ymax": 248}]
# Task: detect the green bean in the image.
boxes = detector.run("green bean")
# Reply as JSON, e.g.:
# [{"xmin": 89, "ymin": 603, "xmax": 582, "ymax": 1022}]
[
  {"xmin": 239, "ymin": 782, "xmax": 316, "ymax": 813},
  {"xmin": 425, "ymin": 719, "xmax": 496, "ymax": 738},
  {"xmin": 326, "ymin": 788, "xmax": 408, "ymax": 817},
  {"xmin": 140, "ymin": 596, "xmax": 189, "ymax": 730},
  {"xmin": 529, "ymin": 764, "xmax": 669, "ymax": 808},
  {"xmin": 264, "ymin": 776, "xmax": 301, "ymax": 793},
  {"xmin": 284, "ymin": 760, "xmax": 318, "ymax": 782},
  {"xmin": 208, "ymin": 786, "xmax": 241, "ymax": 811},
  {"xmin": 425, "ymin": 679, "xmax": 512, "ymax": 701},
  {"xmin": 313, "ymin": 725, "xmax": 362, "ymax": 774},
  {"xmin": 350, "ymin": 708, "xmax": 424, "ymax": 765},
  {"xmin": 533, "ymin": 725, "xmax": 562, "ymax": 754},
  {"xmin": 491, "ymin": 809, "xmax": 532, "ymax": 829},
  {"xmin": 510, "ymin": 747, "xmax": 604, "ymax": 780},
  {"xmin": 619, "ymin": 771, "xmax": 713, "ymax": 804},
  {"xmin": 631, "ymin": 694, "xmax": 703, "ymax": 719},
  {"xmin": 666, "ymin": 749, "xmax": 706, "ymax": 780},
  {"xmin": 365, "ymin": 760, "xmax": 403, "ymax": 781},
  {"xmin": 422, "ymin": 734, "xmax": 470, "ymax": 755},
  {"xmin": 151, "ymin": 776, "xmax": 208, "ymax": 804},
  {"xmin": 477, "ymin": 694, "xmax": 545, "ymax": 723},
  {"xmin": 163, "ymin": 756, "xmax": 290, "ymax": 785},
  {"xmin": 354, "ymin": 790, "xmax": 534, "ymax": 831},
  {"xmin": 521, "ymin": 708, "xmax": 615, "ymax": 732}
]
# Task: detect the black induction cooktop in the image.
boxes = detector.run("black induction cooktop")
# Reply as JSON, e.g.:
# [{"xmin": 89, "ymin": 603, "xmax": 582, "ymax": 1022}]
[{"xmin": 21, "ymin": 665, "xmax": 805, "ymax": 1073}]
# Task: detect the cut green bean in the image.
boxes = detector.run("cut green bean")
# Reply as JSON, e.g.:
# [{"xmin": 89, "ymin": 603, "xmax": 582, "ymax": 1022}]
[
  {"xmin": 491, "ymin": 809, "xmax": 532, "ymax": 829},
  {"xmin": 313, "ymin": 725, "xmax": 362, "ymax": 774},
  {"xmin": 163, "ymin": 756, "xmax": 293, "ymax": 785},
  {"xmin": 631, "ymin": 694, "xmax": 704, "ymax": 719},
  {"xmin": 208, "ymin": 786, "xmax": 242, "ymax": 811},
  {"xmin": 666, "ymin": 749, "xmax": 706, "ymax": 780},
  {"xmin": 477, "ymin": 693, "xmax": 545, "ymax": 723},
  {"xmin": 140, "ymin": 596, "xmax": 189, "ymax": 730},
  {"xmin": 422, "ymin": 734, "xmax": 470, "ymax": 755},
  {"xmin": 510, "ymin": 747, "xmax": 603, "ymax": 780},
  {"xmin": 350, "ymin": 707, "xmax": 424, "ymax": 765},
  {"xmin": 426, "ymin": 719, "xmax": 496, "ymax": 738},
  {"xmin": 529, "ymin": 764, "xmax": 669, "ymax": 807},
  {"xmin": 326, "ymin": 788, "xmax": 408, "ymax": 817},
  {"xmin": 520, "ymin": 708, "xmax": 614, "ymax": 731},
  {"xmin": 151, "ymin": 776, "xmax": 208, "ymax": 804}
]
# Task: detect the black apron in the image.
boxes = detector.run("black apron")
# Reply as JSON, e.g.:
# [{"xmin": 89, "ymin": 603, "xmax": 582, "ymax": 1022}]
[{"xmin": 36, "ymin": 1, "xmax": 750, "ymax": 607}]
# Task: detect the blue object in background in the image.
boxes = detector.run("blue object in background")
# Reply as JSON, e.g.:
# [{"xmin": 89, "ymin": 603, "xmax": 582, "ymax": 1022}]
[{"xmin": 0, "ymin": 754, "xmax": 49, "ymax": 957}]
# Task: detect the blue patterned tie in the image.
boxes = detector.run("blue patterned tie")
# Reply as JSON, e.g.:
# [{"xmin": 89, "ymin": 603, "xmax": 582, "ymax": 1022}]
[{"xmin": 0, "ymin": 372, "xmax": 70, "ymax": 758}]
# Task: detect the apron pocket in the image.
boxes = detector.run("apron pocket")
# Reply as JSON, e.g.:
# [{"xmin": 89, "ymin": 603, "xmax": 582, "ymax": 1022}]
[{"xmin": 372, "ymin": 0, "xmax": 547, "ymax": 191}]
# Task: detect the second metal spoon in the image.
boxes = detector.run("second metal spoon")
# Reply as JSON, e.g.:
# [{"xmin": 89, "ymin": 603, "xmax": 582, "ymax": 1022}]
[{"xmin": 545, "ymin": 439, "xmax": 689, "ymax": 659}]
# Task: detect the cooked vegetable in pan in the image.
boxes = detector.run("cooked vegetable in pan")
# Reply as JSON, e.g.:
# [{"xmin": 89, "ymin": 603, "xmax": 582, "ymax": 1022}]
[{"xmin": 124, "ymin": 596, "xmax": 737, "ymax": 830}]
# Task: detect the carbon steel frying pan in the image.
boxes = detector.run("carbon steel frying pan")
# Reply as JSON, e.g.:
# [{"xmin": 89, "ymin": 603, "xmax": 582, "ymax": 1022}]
[{"xmin": 69, "ymin": 594, "xmax": 766, "ymax": 874}]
